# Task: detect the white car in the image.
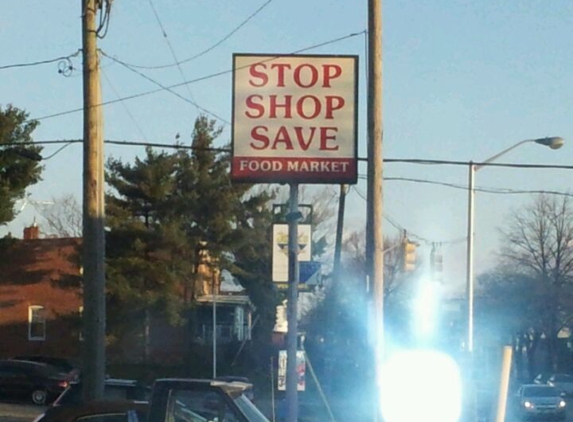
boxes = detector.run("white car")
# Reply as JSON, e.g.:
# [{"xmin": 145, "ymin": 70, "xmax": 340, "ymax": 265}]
[{"xmin": 514, "ymin": 384, "xmax": 566, "ymax": 420}]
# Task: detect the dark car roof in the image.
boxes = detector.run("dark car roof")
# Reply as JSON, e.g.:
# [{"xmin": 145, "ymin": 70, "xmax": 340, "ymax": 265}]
[
  {"xmin": 12, "ymin": 356, "xmax": 78, "ymax": 372},
  {"xmin": 0, "ymin": 359, "xmax": 63, "ymax": 376},
  {"xmin": 39, "ymin": 400, "xmax": 147, "ymax": 422},
  {"xmin": 64, "ymin": 378, "xmax": 142, "ymax": 388}
]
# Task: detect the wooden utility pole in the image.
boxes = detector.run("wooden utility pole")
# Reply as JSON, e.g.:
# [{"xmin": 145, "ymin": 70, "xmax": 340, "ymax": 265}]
[
  {"xmin": 82, "ymin": 0, "xmax": 106, "ymax": 401},
  {"xmin": 366, "ymin": 0, "xmax": 384, "ymax": 418}
]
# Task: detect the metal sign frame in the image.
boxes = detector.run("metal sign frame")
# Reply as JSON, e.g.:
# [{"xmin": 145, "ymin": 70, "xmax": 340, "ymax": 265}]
[{"xmin": 231, "ymin": 53, "xmax": 359, "ymax": 184}]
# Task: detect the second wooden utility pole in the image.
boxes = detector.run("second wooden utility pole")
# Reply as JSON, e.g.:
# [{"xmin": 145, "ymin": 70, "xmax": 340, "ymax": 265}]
[
  {"xmin": 82, "ymin": 0, "xmax": 106, "ymax": 401},
  {"xmin": 366, "ymin": 0, "xmax": 384, "ymax": 419}
]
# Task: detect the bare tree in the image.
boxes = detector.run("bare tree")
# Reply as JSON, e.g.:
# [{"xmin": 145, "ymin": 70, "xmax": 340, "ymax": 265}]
[
  {"xmin": 342, "ymin": 230, "xmax": 410, "ymax": 301},
  {"xmin": 499, "ymin": 194, "xmax": 573, "ymax": 369},
  {"xmin": 501, "ymin": 194, "xmax": 573, "ymax": 284},
  {"xmin": 39, "ymin": 194, "xmax": 82, "ymax": 238}
]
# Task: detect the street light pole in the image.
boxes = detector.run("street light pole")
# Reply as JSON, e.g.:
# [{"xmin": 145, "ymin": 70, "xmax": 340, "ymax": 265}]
[{"xmin": 465, "ymin": 136, "xmax": 564, "ymax": 353}]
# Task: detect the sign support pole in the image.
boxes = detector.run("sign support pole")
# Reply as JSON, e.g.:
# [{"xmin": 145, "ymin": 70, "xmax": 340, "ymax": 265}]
[
  {"xmin": 286, "ymin": 183, "xmax": 300, "ymax": 422},
  {"xmin": 212, "ymin": 275, "xmax": 217, "ymax": 378}
]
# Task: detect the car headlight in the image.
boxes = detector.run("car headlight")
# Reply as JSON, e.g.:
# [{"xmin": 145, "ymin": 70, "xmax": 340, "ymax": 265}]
[
  {"xmin": 559, "ymin": 400, "xmax": 566, "ymax": 408},
  {"xmin": 524, "ymin": 401, "xmax": 533, "ymax": 409}
]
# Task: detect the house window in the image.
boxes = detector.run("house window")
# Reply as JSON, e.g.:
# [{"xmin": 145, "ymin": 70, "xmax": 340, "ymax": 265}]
[{"xmin": 28, "ymin": 305, "xmax": 46, "ymax": 341}]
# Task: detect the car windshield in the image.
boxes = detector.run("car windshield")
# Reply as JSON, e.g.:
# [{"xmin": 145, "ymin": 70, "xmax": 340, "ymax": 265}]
[{"xmin": 524, "ymin": 386, "xmax": 560, "ymax": 397}]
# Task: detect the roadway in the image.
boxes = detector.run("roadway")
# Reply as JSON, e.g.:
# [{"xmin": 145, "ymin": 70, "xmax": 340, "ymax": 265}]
[
  {"xmin": 3, "ymin": 398, "xmax": 573, "ymax": 422},
  {"xmin": 0, "ymin": 402, "xmax": 46, "ymax": 422}
]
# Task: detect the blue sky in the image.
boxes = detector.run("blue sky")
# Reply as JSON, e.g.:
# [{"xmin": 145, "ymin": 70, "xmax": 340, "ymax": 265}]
[{"xmin": 1, "ymin": 0, "xmax": 572, "ymax": 290}]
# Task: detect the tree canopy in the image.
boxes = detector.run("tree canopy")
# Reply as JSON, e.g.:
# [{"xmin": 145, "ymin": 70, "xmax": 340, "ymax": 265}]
[{"xmin": 0, "ymin": 104, "xmax": 43, "ymax": 226}]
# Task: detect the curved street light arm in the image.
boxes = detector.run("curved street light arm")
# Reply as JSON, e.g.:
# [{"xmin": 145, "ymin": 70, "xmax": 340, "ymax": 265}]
[{"xmin": 474, "ymin": 140, "xmax": 532, "ymax": 171}]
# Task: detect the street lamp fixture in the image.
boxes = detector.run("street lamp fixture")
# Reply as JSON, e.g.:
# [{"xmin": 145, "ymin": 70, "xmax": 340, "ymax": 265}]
[
  {"xmin": 466, "ymin": 136, "xmax": 564, "ymax": 353},
  {"xmin": 535, "ymin": 136, "xmax": 565, "ymax": 150}
]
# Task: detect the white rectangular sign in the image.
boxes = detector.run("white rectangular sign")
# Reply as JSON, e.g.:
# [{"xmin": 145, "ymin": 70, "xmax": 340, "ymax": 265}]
[
  {"xmin": 232, "ymin": 54, "xmax": 358, "ymax": 184},
  {"xmin": 272, "ymin": 224, "xmax": 311, "ymax": 283},
  {"xmin": 277, "ymin": 350, "xmax": 306, "ymax": 391}
]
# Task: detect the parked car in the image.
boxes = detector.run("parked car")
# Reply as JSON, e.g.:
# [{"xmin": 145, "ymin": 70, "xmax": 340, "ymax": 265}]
[
  {"xmin": 547, "ymin": 374, "xmax": 573, "ymax": 396},
  {"xmin": 12, "ymin": 356, "xmax": 80, "ymax": 380},
  {"xmin": 513, "ymin": 384, "xmax": 566, "ymax": 420},
  {"xmin": 33, "ymin": 400, "xmax": 147, "ymax": 422},
  {"xmin": 0, "ymin": 359, "xmax": 71, "ymax": 405},
  {"xmin": 148, "ymin": 378, "xmax": 270, "ymax": 422},
  {"xmin": 53, "ymin": 378, "xmax": 150, "ymax": 406}
]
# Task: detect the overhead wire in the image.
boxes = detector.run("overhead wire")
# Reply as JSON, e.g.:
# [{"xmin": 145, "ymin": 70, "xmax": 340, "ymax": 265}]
[
  {"xmin": 96, "ymin": 0, "xmax": 113, "ymax": 39},
  {"xmin": 382, "ymin": 158, "xmax": 573, "ymax": 170},
  {"xmin": 370, "ymin": 175, "xmax": 573, "ymax": 197},
  {"xmin": 147, "ymin": 0, "xmax": 198, "ymax": 113},
  {"xmin": 102, "ymin": 52, "xmax": 229, "ymax": 124},
  {"xmin": 8, "ymin": 138, "xmax": 573, "ymax": 174},
  {"xmin": 7, "ymin": 136, "xmax": 572, "ymax": 241},
  {"xmin": 0, "ymin": 50, "xmax": 81, "ymax": 71},
  {"xmin": 101, "ymin": 68, "xmax": 148, "ymax": 140},
  {"xmin": 41, "ymin": 142, "xmax": 75, "ymax": 160},
  {"xmin": 118, "ymin": 0, "xmax": 275, "ymax": 70},
  {"xmin": 34, "ymin": 31, "xmax": 365, "ymax": 122}
]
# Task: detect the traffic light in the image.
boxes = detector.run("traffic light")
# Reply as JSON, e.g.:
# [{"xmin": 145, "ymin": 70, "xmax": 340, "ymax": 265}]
[
  {"xmin": 430, "ymin": 243, "xmax": 444, "ymax": 282},
  {"xmin": 402, "ymin": 240, "xmax": 417, "ymax": 272}
]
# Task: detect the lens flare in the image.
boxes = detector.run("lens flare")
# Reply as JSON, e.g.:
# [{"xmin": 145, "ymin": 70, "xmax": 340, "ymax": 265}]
[{"xmin": 379, "ymin": 350, "xmax": 462, "ymax": 422}]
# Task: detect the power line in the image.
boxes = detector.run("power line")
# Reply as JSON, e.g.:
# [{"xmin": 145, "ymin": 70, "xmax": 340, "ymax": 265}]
[
  {"xmin": 4, "ymin": 139, "xmax": 230, "ymax": 153},
  {"xmin": 0, "ymin": 50, "xmax": 81, "ymax": 71},
  {"xmin": 101, "ymin": 52, "xmax": 229, "ymax": 124},
  {"xmin": 124, "ymin": 0, "xmax": 275, "ymax": 70},
  {"xmin": 291, "ymin": 31, "xmax": 366, "ymax": 54},
  {"xmin": 8, "ymin": 139, "xmax": 573, "ymax": 173},
  {"xmin": 42, "ymin": 142, "xmax": 75, "ymax": 160},
  {"xmin": 34, "ymin": 31, "xmax": 364, "ymax": 122},
  {"xmin": 351, "ymin": 185, "xmax": 456, "ymax": 246},
  {"xmin": 101, "ymin": 68, "xmax": 148, "ymax": 140},
  {"xmin": 382, "ymin": 158, "xmax": 573, "ymax": 170},
  {"xmin": 147, "ymin": 0, "xmax": 198, "ymax": 112},
  {"xmin": 382, "ymin": 176, "xmax": 573, "ymax": 197}
]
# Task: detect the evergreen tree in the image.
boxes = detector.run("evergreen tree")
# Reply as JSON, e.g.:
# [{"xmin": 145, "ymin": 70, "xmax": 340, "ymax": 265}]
[
  {"xmin": 106, "ymin": 148, "xmax": 190, "ymax": 354},
  {"xmin": 105, "ymin": 116, "xmax": 278, "ymax": 365},
  {"xmin": 0, "ymin": 104, "xmax": 43, "ymax": 226}
]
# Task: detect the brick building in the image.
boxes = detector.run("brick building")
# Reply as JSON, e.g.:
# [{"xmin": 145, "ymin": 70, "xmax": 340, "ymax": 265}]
[
  {"xmin": 0, "ymin": 226, "xmax": 253, "ymax": 363},
  {"xmin": 0, "ymin": 226, "xmax": 82, "ymax": 359}
]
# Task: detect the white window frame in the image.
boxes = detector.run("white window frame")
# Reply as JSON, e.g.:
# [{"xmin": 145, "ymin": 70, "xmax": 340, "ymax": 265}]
[{"xmin": 28, "ymin": 305, "xmax": 46, "ymax": 341}]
